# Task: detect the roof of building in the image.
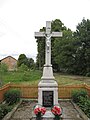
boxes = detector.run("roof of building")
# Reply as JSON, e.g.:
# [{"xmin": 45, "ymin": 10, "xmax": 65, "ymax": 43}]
[{"xmin": 0, "ymin": 56, "xmax": 17, "ymax": 61}]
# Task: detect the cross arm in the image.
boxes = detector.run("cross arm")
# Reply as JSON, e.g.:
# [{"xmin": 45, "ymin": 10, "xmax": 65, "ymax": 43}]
[
  {"xmin": 52, "ymin": 32, "xmax": 62, "ymax": 37},
  {"xmin": 34, "ymin": 32, "xmax": 45, "ymax": 38}
]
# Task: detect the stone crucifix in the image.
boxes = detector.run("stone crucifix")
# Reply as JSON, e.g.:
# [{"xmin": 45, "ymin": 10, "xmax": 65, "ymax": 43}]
[{"xmin": 35, "ymin": 21, "xmax": 62, "ymax": 67}]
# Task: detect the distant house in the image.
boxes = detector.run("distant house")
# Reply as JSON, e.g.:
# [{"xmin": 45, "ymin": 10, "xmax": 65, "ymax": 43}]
[{"xmin": 0, "ymin": 56, "xmax": 17, "ymax": 71}]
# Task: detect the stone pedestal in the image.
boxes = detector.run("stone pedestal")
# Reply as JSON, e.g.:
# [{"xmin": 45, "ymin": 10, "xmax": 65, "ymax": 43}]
[{"xmin": 38, "ymin": 65, "xmax": 58, "ymax": 107}]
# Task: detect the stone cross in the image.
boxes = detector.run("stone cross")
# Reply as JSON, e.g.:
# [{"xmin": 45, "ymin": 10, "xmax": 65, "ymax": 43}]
[{"xmin": 35, "ymin": 21, "xmax": 62, "ymax": 66}]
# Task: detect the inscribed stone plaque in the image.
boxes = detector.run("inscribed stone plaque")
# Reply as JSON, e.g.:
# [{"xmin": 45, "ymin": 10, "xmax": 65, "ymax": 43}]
[{"xmin": 43, "ymin": 91, "xmax": 53, "ymax": 107}]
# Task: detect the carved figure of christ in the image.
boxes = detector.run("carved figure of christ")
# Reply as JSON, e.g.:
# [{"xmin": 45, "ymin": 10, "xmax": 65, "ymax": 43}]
[{"xmin": 35, "ymin": 21, "xmax": 62, "ymax": 66}]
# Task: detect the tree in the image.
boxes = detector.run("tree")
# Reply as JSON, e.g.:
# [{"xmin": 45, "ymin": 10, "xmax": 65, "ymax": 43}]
[
  {"xmin": 36, "ymin": 27, "xmax": 45, "ymax": 69},
  {"xmin": 53, "ymin": 29, "xmax": 76, "ymax": 73},
  {"xmin": 73, "ymin": 19, "xmax": 90, "ymax": 75},
  {"xmin": 51, "ymin": 19, "xmax": 67, "ymax": 71},
  {"xmin": 17, "ymin": 54, "xmax": 28, "ymax": 67},
  {"xmin": 18, "ymin": 64, "xmax": 28, "ymax": 72},
  {"xmin": 36, "ymin": 18, "xmax": 90, "ymax": 76},
  {"xmin": 27, "ymin": 58, "xmax": 35, "ymax": 69},
  {"xmin": 36, "ymin": 19, "xmax": 66, "ymax": 70}
]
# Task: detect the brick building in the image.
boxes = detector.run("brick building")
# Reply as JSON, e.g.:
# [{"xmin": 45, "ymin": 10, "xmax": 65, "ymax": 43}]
[{"xmin": 0, "ymin": 56, "xmax": 17, "ymax": 71}]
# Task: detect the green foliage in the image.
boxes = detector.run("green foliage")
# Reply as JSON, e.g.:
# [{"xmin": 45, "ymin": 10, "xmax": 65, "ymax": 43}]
[
  {"xmin": 73, "ymin": 19, "xmax": 90, "ymax": 75},
  {"xmin": 0, "ymin": 63, "xmax": 8, "ymax": 73},
  {"xmin": 27, "ymin": 58, "xmax": 35, "ymax": 69},
  {"xmin": 77, "ymin": 96, "xmax": 90, "ymax": 118},
  {"xmin": 36, "ymin": 19, "xmax": 66, "ymax": 70},
  {"xmin": 36, "ymin": 28, "xmax": 45, "ymax": 69},
  {"xmin": 51, "ymin": 19, "xmax": 66, "ymax": 31},
  {"xmin": 84, "ymin": 99, "xmax": 90, "ymax": 118},
  {"xmin": 53, "ymin": 29, "xmax": 75, "ymax": 72},
  {"xmin": 17, "ymin": 54, "xmax": 28, "ymax": 67},
  {"xmin": 72, "ymin": 89, "xmax": 90, "ymax": 118},
  {"xmin": 17, "ymin": 54, "xmax": 35, "ymax": 70},
  {"xmin": 72, "ymin": 89, "xmax": 87, "ymax": 103},
  {"xmin": 36, "ymin": 18, "xmax": 90, "ymax": 76},
  {"xmin": 4, "ymin": 89, "xmax": 21, "ymax": 105},
  {"xmin": 0, "ymin": 104, "xmax": 11, "ymax": 119},
  {"xmin": 21, "ymin": 71, "xmax": 30, "ymax": 81},
  {"xmin": 0, "ymin": 63, "xmax": 8, "ymax": 86},
  {"xmin": 18, "ymin": 64, "xmax": 29, "ymax": 72},
  {"xmin": 36, "ymin": 19, "xmax": 75, "ymax": 72}
]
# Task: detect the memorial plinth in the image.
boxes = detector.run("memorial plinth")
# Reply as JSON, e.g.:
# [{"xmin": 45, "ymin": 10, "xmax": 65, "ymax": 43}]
[{"xmin": 38, "ymin": 65, "xmax": 58, "ymax": 107}]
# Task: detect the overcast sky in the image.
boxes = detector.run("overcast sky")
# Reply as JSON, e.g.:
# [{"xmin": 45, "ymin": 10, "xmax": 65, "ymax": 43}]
[{"xmin": 0, "ymin": 0, "xmax": 90, "ymax": 61}]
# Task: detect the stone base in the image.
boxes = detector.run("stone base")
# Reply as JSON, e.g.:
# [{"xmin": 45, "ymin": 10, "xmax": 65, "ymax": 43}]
[
  {"xmin": 43, "ymin": 110, "xmax": 54, "ymax": 118},
  {"xmin": 38, "ymin": 79, "xmax": 58, "ymax": 107},
  {"xmin": 32, "ymin": 110, "xmax": 54, "ymax": 119},
  {"xmin": 38, "ymin": 64, "xmax": 58, "ymax": 107}
]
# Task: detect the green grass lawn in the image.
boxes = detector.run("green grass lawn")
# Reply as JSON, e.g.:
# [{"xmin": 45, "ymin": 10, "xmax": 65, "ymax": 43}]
[
  {"xmin": 0, "ymin": 70, "xmax": 42, "ymax": 85},
  {"xmin": 55, "ymin": 73, "xmax": 90, "ymax": 85},
  {"xmin": 0, "ymin": 70, "xmax": 90, "ymax": 86}
]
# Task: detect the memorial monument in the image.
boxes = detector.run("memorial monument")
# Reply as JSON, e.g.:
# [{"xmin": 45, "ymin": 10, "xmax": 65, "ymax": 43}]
[{"xmin": 35, "ymin": 21, "xmax": 62, "ymax": 107}]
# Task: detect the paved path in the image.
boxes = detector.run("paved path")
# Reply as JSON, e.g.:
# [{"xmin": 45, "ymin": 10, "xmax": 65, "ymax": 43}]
[
  {"xmin": 10, "ymin": 100, "xmax": 83, "ymax": 120},
  {"xmin": 60, "ymin": 101, "xmax": 82, "ymax": 120}
]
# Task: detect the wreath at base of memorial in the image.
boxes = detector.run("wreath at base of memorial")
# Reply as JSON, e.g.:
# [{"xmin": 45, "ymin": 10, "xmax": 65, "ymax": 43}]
[
  {"xmin": 51, "ymin": 105, "xmax": 62, "ymax": 120},
  {"xmin": 33, "ymin": 104, "xmax": 46, "ymax": 120}
]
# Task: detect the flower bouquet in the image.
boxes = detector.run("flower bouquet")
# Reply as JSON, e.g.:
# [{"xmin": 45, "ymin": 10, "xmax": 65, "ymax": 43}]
[
  {"xmin": 34, "ymin": 104, "xmax": 46, "ymax": 120},
  {"xmin": 51, "ymin": 105, "xmax": 62, "ymax": 120}
]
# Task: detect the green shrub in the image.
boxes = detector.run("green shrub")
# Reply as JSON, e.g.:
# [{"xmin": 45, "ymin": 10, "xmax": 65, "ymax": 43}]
[
  {"xmin": 78, "ymin": 97, "xmax": 90, "ymax": 118},
  {"xmin": 18, "ymin": 64, "xmax": 28, "ymax": 72},
  {"xmin": 72, "ymin": 90, "xmax": 90, "ymax": 118},
  {"xmin": 0, "ymin": 104, "xmax": 9, "ymax": 119},
  {"xmin": 85, "ymin": 99, "xmax": 90, "ymax": 118},
  {"xmin": 22, "ymin": 71, "xmax": 30, "ymax": 81},
  {"xmin": 72, "ymin": 89, "xmax": 87, "ymax": 103},
  {"xmin": 4, "ymin": 89, "xmax": 21, "ymax": 105},
  {"xmin": 0, "ymin": 63, "xmax": 8, "ymax": 73},
  {"xmin": 77, "ymin": 96, "xmax": 87, "ymax": 110}
]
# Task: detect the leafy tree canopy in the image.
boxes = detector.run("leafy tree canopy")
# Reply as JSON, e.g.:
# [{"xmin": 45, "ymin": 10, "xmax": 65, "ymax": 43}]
[
  {"xmin": 36, "ymin": 18, "xmax": 90, "ymax": 76},
  {"xmin": 17, "ymin": 54, "xmax": 28, "ymax": 67}
]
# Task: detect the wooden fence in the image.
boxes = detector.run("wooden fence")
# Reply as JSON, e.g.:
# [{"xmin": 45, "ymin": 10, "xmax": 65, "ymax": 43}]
[
  {"xmin": 0, "ymin": 83, "xmax": 90, "ymax": 102},
  {"xmin": 58, "ymin": 84, "xmax": 90, "ymax": 99},
  {"xmin": 0, "ymin": 83, "xmax": 11, "ymax": 102}
]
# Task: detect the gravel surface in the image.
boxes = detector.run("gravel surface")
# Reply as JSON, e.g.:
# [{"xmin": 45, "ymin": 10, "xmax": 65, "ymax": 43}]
[{"xmin": 10, "ymin": 100, "xmax": 83, "ymax": 120}]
